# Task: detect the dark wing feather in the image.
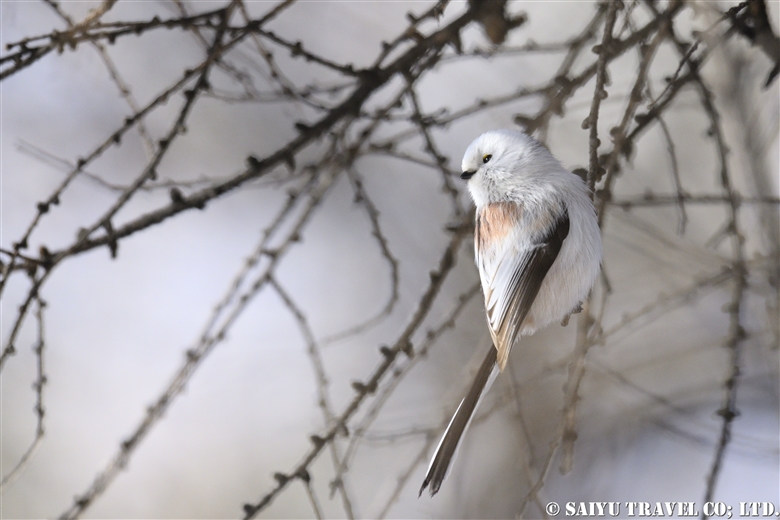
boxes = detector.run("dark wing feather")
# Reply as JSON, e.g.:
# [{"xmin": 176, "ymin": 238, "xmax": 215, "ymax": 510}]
[
  {"xmin": 419, "ymin": 208, "xmax": 570, "ymax": 497},
  {"xmin": 489, "ymin": 208, "xmax": 570, "ymax": 369}
]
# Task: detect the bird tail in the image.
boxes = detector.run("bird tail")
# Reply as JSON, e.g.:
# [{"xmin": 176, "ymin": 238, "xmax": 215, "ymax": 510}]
[{"xmin": 419, "ymin": 345, "xmax": 499, "ymax": 497}]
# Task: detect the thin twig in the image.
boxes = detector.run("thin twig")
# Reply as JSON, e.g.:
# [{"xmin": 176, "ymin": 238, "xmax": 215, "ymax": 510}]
[
  {"xmin": 318, "ymin": 167, "xmax": 401, "ymax": 345},
  {"xmin": 585, "ymin": 0, "xmax": 619, "ymax": 193},
  {"xmin": 241, "ymin": 219, "xmax": 470, "ymax": 518},
  {"xmin": 269, "ymin": 276, "xmax": 356, "ymax": 519},
  {"xmin": 0, "ymin": 296, "xmax": 47, "ymax": 489}
]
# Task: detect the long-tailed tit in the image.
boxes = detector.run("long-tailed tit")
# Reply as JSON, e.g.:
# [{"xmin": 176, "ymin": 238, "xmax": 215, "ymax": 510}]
[{"xmin": 420, "ymin": 129, "xmax": 602, "ymax": 496}]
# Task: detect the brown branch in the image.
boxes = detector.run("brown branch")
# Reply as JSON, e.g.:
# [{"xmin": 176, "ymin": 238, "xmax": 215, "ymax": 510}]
[
  {"xmin": 0, "ymin": 14, "xmax": 236, "ymax": 296},
  {"xmin": 596, "ymin": 16, "xmax": 669, "ymax": 223},
  {"xmin": 268, "ymin": 277, "xmax": 356, "ymax": 519},
  {"xmin": 516, "ymin": 5, "xmax": 607, "ymax": 138},
  {"xmin": 41, "ymin": 0, "xmax": 157, "ymax": 156},
  {"xmin": 518, "ymin": 0, "xmax": 684, "ymax": 136},
  {"xmin": 41, "ymin": 3, "xmax": 480, "ymax": 264},
  {"xmin": 333, "ymin": 282, "xmax": 480, "ymax": 490},
  {"xmin": 656, "ymin": 114, "xmax": 688, "ymax": 234},
  {"xmin": 694, "ymin": 45, "xmax": 749, "ymax": 520},
  {"xmin": 57, "ymin": 156, "xmax": 342, "ymax": 520},
  {"xmin": 652, "ymin": 2, "xmax": 748, "ymax": 104},
  {"xmin": 0, "ymin": 8, "xmax": 227, "ymax": 79},
  {"xmin": 1, "ymin": 0, "xmax": 484, "ymax": 376},
  {"xmin": 249, "ymin": 27, "xmax": 361, "ymax": 77},
  {"xmin": 584, "ymin": 0, "xmax": 620, "ymax": 193},
  {"xmin": 370, "ymin": 0, "xmax": 451, "ymax": 68},
  {"xmin": 0, "ymin": 296, "xmax": 47, "ymax": 489},
  {"xmin": 241, "ymin": 219, "xmax": 470, "ymax": 518},
  {"xmin": 723, "ymin": 0, "xmax": 780, "ymax": 86},
  {"xmin": 319, "ymin": 167, "xmax": 401, "ymax": 345},
  {"xmin": 407, "ymin": 87, "xmax": 464, "ymax": 217},
  {"xmin": 2, "ymin": 2, "xmax": 238, "ymax": 373},
  {"xmin": 608, "ymin": 193, "xmax": 780, "ymax": 208}
]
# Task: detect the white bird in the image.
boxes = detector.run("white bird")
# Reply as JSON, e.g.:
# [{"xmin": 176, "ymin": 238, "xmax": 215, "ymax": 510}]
[{"xmin": 420, "ymin": 129, "xmax": 602, "ymax": 496}]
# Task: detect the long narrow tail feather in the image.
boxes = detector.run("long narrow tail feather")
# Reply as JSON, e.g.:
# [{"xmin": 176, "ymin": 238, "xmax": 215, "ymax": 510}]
[{"xmin": 419, "ymin": 346, "xmax": 498, "ymax": 496}]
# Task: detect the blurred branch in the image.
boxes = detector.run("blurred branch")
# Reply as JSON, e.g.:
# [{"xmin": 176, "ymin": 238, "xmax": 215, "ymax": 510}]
[
  {"xmin": 655, "ymin": 113, "xmax": 688, "ymax": 234},
  {"xmin": 334, "ymin": 282, "xmax": 480, "ymax": 490},
  {"xmin": 2, "ymin": 1, "xmax": 241, "ymax": 375},
  {"xmin": 407, "ymin": 86, "xmax": 464, "ymax": 217},
  {"xmin": 720, "ymin": 49, "xmax": 780, "ymax": 351},
  {"xmin": 1, "ymin": 8, "xmax": 228, "ymax": 79},
  {"xmin": 517, "ymin": 0, "xmax": 684, "ymax": 136},
  {"xmin": 585, "ymin": 0, "xmax": 619, "ymax": 192},
  {"xmin": 597, "ymin": 14, "xmax": 669, "ymax": 223},
  {"xmin": 693, "ymin": 42, "xmax": 749, "ymax": 518},
  {"xmin": 42, "ymin": 0, "xmax": 157, "ymax": 156},
  {"xmin": 600, "ymin": 267, "xmax": 735, "ymax": 345},
  {"xmin": 241, "ymin": 219, "xmax": 471, "ymax": 518},
  {"xmin": 1, "ymin": 0, "xmax": 479, "ymax": 372},
  {"xmin": 58, "ymin": 154, "xmax": 342, "ymax": 520},
  {"xmin": 607, "ymin": 193, "xmax": 780, "ymax": 208},
  {"xmin": 3, "ymin": 0, "xmax": 778, "ymax": 516},
  {"xmin": 723, "ymin": 0, "xmax": 780, "ymax": 86},
  {"xmin": 0, "ymin": 297, "xmax": 47, "ymax": 489},
  {"xmin": 269, "ymin": 276, "xmax": 356, "ymax": 519},
  {"xmin": 319, "ymin": 167, "xmax": 401, "ymax": 345}
]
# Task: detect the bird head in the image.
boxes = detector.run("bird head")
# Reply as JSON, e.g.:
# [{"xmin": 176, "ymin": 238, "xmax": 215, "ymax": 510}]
[{"xmin": 461, "ymin": 129, "xmax": 551, "ymax": 207}]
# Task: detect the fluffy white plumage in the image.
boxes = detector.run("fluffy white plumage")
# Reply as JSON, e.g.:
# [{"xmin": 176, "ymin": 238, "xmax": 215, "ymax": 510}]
[
  {"xmin": 420, "ymin": 128, "xmax": 602, "ymax": 497},
  {"xmin": 463, "ymin": 129, "xmax": 602, "ymax": 368}
]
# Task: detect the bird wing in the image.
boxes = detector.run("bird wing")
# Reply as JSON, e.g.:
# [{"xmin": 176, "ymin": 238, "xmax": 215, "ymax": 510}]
[
  {"xmin": 420, "ymin": 203, "xmax": 571, "ymax": 497},
  {"xmin": 476, "ymin": 203, "xmax": 570, "ymax": 370}
]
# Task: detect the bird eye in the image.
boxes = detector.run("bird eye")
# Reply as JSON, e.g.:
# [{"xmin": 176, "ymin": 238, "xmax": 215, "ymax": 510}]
[{"xmin": 482, "ymin": 154, "xmax": 492, "ymax": 164}]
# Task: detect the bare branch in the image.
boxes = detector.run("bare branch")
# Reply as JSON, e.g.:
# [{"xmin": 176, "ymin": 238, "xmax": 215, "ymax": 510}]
[
  {"xmin": 585, "ymin": 0, "xmax": 620, "ymax": 193},
  {"xmin": 241, "ymin": 219, "xmax": 470, "ymax": 518},
  {"xmin": 0, "ymin": 297, "xmax": 47, "ymax": 489},
  {"xmin": 3, "ymin": 1, "xmax": 777, "ymax": 516}
]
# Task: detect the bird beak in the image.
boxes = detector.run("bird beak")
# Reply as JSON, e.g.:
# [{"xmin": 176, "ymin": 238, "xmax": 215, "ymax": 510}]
[{"xmin": 460, "ymin": 170, "xmax": 476, "ymax": 180}]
